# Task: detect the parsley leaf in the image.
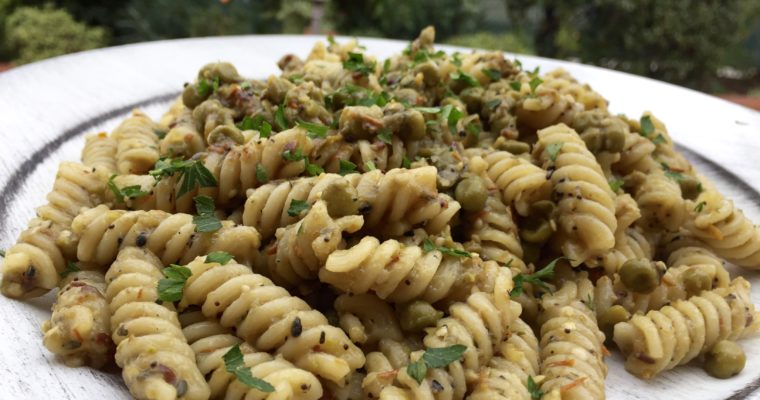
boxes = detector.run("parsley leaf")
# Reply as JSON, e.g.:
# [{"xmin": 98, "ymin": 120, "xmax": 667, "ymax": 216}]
[
  {"xmin": 305, "ymin": 162, "xmax": 324, "ymax": 176},
  {"xmin": 510, "ymin": 257, "xmax": 567, "ymax": 298},
  {"xmin": 660, "ymin": 162, "xmax": 684, "ymax": 182},
  {"xmin": 640, "ymin": 115, "xmax": 655, "ymax": 137},
  {"xmin": 339, "ymin": 159, "xmax": 357, "ymax": 175},
  {"xmin": 193, "ymin": 195, "xmax": 222, "ymax": 233},
  {"xmin": 421, "ymin": 239, "xmax": 471, "ymax": 258},
  {"xmin": 59, "ymin": 262, "xmax": 80, "ymax": 278},
  {"xmin": 327, "ymin": 35, "xmax": 336, "ymax": 46},
  {"xmin": 0, "ymin": 249, "xmax": 5, "ymax": 257},
  {"xmin": 196, "ymin": 78, "xmax": 211, "ymax": 97},
  {"xmin": 414, "ymin": 107, "xmax": 441, "ymax": 114},
  {"xmin": 364, "ymin": 161, "xmax": 376, "ymax": 171},
  {"xmin": 297, "ymin": 120, "xmax": 329, "ymax": 139},
  {"xmin": 694, "ymin": 201, "xmax": 706, "ymax": 212},
  {"xmin": 527, "ymin": 376, "xmax": 543, "ymax": 400},
  {"xmin": 288, "ymin": 199, "xmax": 310, "ymax": 217},
  {"xmin": 236, "ymin": 116, "xmax": 255, "ymax": 131},
  {"xmin": 377, "ymin": 128, "xmax": 392, "ymax": 144},
  {"xmin": 407, "ymin": 345, "xmax": 467, "ymax": 384},
  {"xmin": 402, "ymin": 156, "xmax": 412, "ymax": 169},
  {"xmin": 450, "ymin": 70, "xmax": 480, "ymax": 87},
  {"xmin": 440, "ymin": 104, "xmax": 464, "ymax": 133},
  {"xmin": 609, "ymin": 178, "xmax": 624, "ymax": 193},
  {"xmin": 509, "ymin": 81, "xmax": 522, "ymax": 91},
  {"xmin": 223, "ymin": 345, "xmax": 275, "ymax": 392},
  {"xmin": 483, "ymin": 68, "xmax": 501, "ymax": 81},
  {"xmin": 153, "ymin": 128, "xmax": 167, "ymax": 139},
  {"xmin": 211, "ymin": 76, "xmax": 220, "ymax": 93},
  {"xmin": 157, "ymin": 264, "xmax": 192, "ymax": 302},
  {"xmin": 529, "ymin": 76, "xmax": 543, "ymax": 94},
  {"xmin": 275, "ymin": 103, "xmax": 289, "ymax": 131},
  {"xmin": 150, "ymin": 158, "xmax": 217, "ymax": 199},
  {"xmin": 206, "ymin": 251, "xmax": 233, "ymax": 265},
  {"xmin": 239, "ymin": 114, "xmax": 273, "ymax": 138},
  {"xmin": 107, "ymin": 175, "xmax": 147, "ymax": 204},
  {"xmin": 282, "ymin": 148, "xmax": 305, "ymax": 162},
  {"xmin": 465, "ymin": 122, "xmax": 481, "ymax": 139},
  {"xmin": 485, "ymin": 99, "xmax": 502, "ymax": 110},
  {"xmin": 547, "ymin": 142, "xmax": 564, "ymax": 162},
  {"xmin": 255, "ymin": 164, "xmax": 269, "ymax": 184},
  {"xmin": 343, "ymin": 52, "xmax": 376, "ymax": 76},
  {"xmin": 651, "ymin": 134, "xmax": 667, "ymax": 145}
]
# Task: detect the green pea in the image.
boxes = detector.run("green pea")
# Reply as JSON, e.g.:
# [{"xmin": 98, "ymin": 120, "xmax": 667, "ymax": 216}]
[
  {"xmin": 704, "ymin": 340, "xmax": 746, "ymax": 379},
  {"xmin": 619, "ymin": 259, "xmax": 661, "ymax": 294},
  {"xmin": 455, "ymin": 177, "xmax": 488, "ymax": 212},
  {"xmin": 399, "ymin": 301, "xmax": 443, "ymax": 332},
  {"xmin": 520, "ymin": 217, "xmax": 553, "ymax": 243},
  {"xmin": 598, "ymin": 305, "xmax": 630, "ymax": 340},
  {"xmin": 199, "ymin": 62, "xmax": 241, "ymax": 83},
  {"xmin": 321, "ymin": 179, "xmax": 359, "ymax": 218},
  {"xmin": 682, "ymin": 267, "xmax": 712, "ymax": 296},
  {"xmin": 494, "ymin": 138, "xmax": 530, "ymax": 155},
  {"xmin": 398, "ymin": 110, "xmax": 427, "ymax": 141},
  {"xmin": 460, "ymin": 87, "xmax": 484, "ymax": 113},
  {"xmin": 679, "ymin": 176, "xmax": 702, "ymax": 200},
  {"xmin": 605, "ymin": 129, "xmax": 627, "ymax": 153}
]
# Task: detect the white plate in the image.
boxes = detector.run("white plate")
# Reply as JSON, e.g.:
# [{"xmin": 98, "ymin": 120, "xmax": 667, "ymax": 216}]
[{"xmin": 1, "ymin": 35, "xmax": 759, "ymax": 400}]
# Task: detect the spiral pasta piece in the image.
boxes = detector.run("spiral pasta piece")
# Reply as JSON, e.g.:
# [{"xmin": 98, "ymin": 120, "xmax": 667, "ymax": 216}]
[
  {"xmin": 483, "ymin": 151, "xmax": 551, "ymax": 217},
  {"xmin": 2, "ymin": 162, "xmax": 107, "ymax": 298},
  {"xmin": 633, "ymin": 170, "xmax": 685, "ymax": 232},
  {"xmin": 160, "ymin": 103, "xmax": 206, "ymax": 158},
  {"xmin": 539, "ymin": 278, "xmax": 606, "ymax": 400},
  {"xmin": 106, "ymin": 247, "xmax": 209, "ymax": 400},
  {"xmin": 534, "ymin": 123, "xmax": 617, "ymax": 265},
  {"xmin": 112, "ymin": 109, "xmax": 161, "ymax": 175},
  {"xmin": 180, "ymin": 256, "xmax": 365, "ymax": 383},
  {"xmin": 71, "ymin": 204, "xmax": 260, "ymax": 268},
  {"xmin": 179, "ymin": 311, "xmax": 324, "ymax": 400},
  {"xmin": 264, "ymin": 201, "xmax": 363, "ymax": 286},
  {"xmin": 464, "ymin": 194, "xmax": 526, "ymax": 272},
  {"xmin": 41, "ymin": 270, "xmax": 113, "ymax": 368},
  {"xmin": 320, "ymin": 235, "xmax": 506, "ymax": 304},
  {"xmin": 686, "ymin": 182, "xmax": 760, "ymax": 268},
  {"xmin": 543, "ymin": 69, "xmax": 608, "ymax": 111},
  {"xmin": 422, "ymin": 272, "xmax": 525, "ymax": 394},
  {"xmin": 613, "ymin": 132, "xmax": 657, "ymax": 175},
  {"xmin": 244, "ymin": 166, "xmax": 457, "ymax": 241},
  {"xmin": 82, "ymin": 132, "xmax": 118, "ymax": 174},
  {"xmin": 614, "ymin": 277, "xmax": 760, "ymax": 379},
  {"xmin": 516, "ymin": 82, "xmax": 583, "ymax": 131}
]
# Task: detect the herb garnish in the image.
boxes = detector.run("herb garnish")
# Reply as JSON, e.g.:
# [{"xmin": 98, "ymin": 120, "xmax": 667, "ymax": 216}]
[{"xmin": 407, "ymin": 345, "xmax": 467, "ymax": 384}]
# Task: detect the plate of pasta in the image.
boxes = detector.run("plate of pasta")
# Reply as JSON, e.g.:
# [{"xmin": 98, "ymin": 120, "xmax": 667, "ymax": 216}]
[{"xmin": 1, "ymin": 26, "xmax": 760, "ymax": 400}]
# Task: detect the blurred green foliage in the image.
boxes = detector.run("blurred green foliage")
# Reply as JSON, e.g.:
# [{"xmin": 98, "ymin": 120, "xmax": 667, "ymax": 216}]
[
  {"xmin": 445, "ymin": 32, "xmax": 534, "ymax": 54},
  {"xmin": 0, "ymin": 0, "xmax": 758, "ymax": 93},
  {"xmin": 5, "ymin": 4, "xmax": 106, "ymax": 64}
]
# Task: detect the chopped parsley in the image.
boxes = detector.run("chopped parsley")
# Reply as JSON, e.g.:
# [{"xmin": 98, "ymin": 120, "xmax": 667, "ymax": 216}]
[
  {"xmin": 107, "ymin": 174, "xmax": 148, "ymax": 204},
  {"xmin": 406, "ymin": 345, "xmax": 467, "ymax": 384},
  {"xmin": 364, "ymin": 161, "xmax": 377, "ymax": 171},
  {"xmin": 510, "ymin": 257, "xmax": 567, "ymax": 298},
  {"xmin": 485, "ymin": 99, "xmax": 502, "ymax": 110},
  {"xmin": 287, "ymin": 199, "xmax": 310, "ymax": 217},
  {"xmin": 422, "ymin": 239, "xmax": 471, "ymax": 258},
  {"xmin": 0, "ymin": 249, "xmax": 5, "ymax": 258},
  {"xmin": 402, "ymin": 156, "xmax": 412, "ymax": 169},
  {"xmin": 305, "ymin": 162, "xmax": 324, "ymax": 176},
  {"xmin": 239, "ymin": 115, "xmax": 272, "ymax": 138},
  {"xmin": 338, "ymin": 159, "xmax": 357, "ymax": 175},
  {"xmin": 450, "ymin": 70, "xmax": 480, "ymax": 87},
  {"xmin": 153, "ymin": 128, "xmax": 167, "ymax": 139},
  {"xmin": 694, "ymin": 201, "xmax": 706, "ymax": 212},
  {"xmin": 193, "ymin": 195, "xmax": 222, "ymax": 233},
  {"xmin": 609, "ymin": 178, "xmax": 624, "ymax": 193},
  {"xmin": 529, "ymin": 76, "xmax": 543, "ymax": 94},
  {"xmin": 651, "ymin": 134, "xmax": 667, "ymax": 145},
  {"xmin": 157, "ymin": 264, "xmax": 192, "ymax": 302},
  {"xmin": 509, "ymin": 81, "xmax": 522, "ymax": 91},
  {"xmin": 282, "ymin": 147, "xmax": 322, "ymax": 176},
  {"xmin": 527, "ymin": 376, "xmax": 544, "ymax": 400},
  {"xmin": 149, "ymin": 158, "xmax": 217, "ymax": 199},
  {"xmin": 206, "ymin": 251, "xmax": 233, "ymax": 265},
  {"xmin": 236, "ymin": 115, "xmax": 256, "ymax": 131},
  {"xmin": 196, "ymin": 78, "xmax": 212, "ymax": 97},
  {"xmin": 59, "ymin": 262, "xmax": 80, "ymax": 278},
  {"xmin": 297, "ymin": 120, "xmax": 329, "ymax": 139},
  {"xmin": 440, "ymin": 104, "xmax": 464, "ymax": 133},
  {"xmin": 483, "ymin": 68, "xmax": 501, "ymax": 81},
  {"xmin": 377, "ymin": 128, "xmax": 393, "ymax": 145},
  {"xmin": 256, "ymin": 165, "xmax": 269, "ymax": 184},
  {"xmin": 546, "ymin": 142, "xmax": 564, "ymax": 162},
  {"xmin": 640, "ymin": 115, "xmax": 655, "ymax": 137},
  {"xmin": 275, "ymin": 103, "xmax": 290, "ymax": 131},
  {"xmin": 223, "ymin": 345, "xmax": 275, "ymax": 392},
  {"xmin": 343, "ymin": 52, "xmax": 376, "ymax": 76},
  {"xmin": 414, "ymin": 107, "xmax": 442, "ymax": 114},
  {"xmin": 660, "ymin": 162, "xmax": 684, "ymax": 182}
]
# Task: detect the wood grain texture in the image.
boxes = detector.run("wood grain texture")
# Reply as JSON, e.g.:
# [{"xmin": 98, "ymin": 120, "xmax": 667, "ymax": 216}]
[{"xmin": 0, "ymin": 35, "xmax": 759, "ymax": 400}]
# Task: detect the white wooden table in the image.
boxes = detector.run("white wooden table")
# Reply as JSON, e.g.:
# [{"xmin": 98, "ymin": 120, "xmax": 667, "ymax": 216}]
[{"xmin": 0, "ymin": 35, "xmax": 759, "ymax": 400}]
